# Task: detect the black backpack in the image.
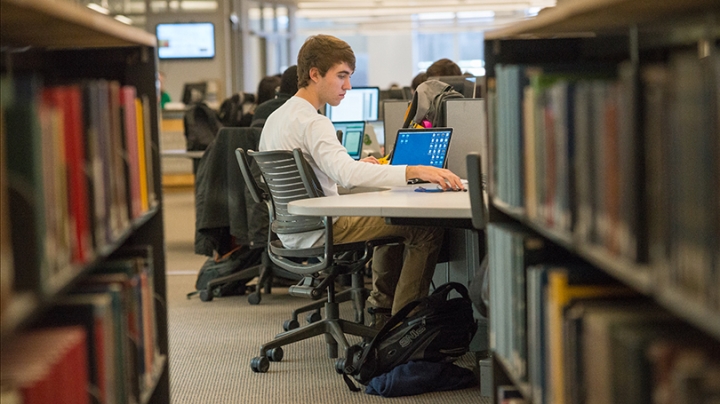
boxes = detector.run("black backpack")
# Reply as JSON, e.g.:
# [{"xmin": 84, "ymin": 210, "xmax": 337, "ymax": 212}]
[
  {"xmin": 183, "ymin": 102, "xmax": 222, "ymax": 151},
  {"xmin": 218, "ymin": 93, "xmax": 255, "ymax": 127},
  {"xmin": 336, "ymin": 282, "xmax": 478, "ymax": 391},
  {"xmin": 186, "ymin": 246, "xmax": 263, "ymax": 300}
]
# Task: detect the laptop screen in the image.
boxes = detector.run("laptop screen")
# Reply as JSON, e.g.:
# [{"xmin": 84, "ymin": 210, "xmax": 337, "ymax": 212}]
[
  {"xmin": 333, "ymin": 121, "xmax": 366, "ymax": 160},
  {"xmin": 390, "ymin": 128, "xmax": 453, "ymax": 168}
]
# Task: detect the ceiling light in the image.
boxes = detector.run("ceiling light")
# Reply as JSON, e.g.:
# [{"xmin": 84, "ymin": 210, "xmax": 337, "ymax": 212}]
[{"xmin": 86, "ymin": 3, "xmax": 110, "ymax": 14}]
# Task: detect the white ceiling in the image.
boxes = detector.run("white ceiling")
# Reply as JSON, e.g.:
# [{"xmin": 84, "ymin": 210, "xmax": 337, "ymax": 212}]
[{"xmin": 292, "ymin": 0, "xmax": 556, "ymax": 32}]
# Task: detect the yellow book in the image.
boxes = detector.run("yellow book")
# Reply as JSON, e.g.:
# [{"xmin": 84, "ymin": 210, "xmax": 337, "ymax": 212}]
[
  {"xmin": 546, "ymin": 268, "xmax": 634, "ymax": 404},
  {"xmin": 134, "ymin": 98, "xmax": 148, "ymax": 212}
]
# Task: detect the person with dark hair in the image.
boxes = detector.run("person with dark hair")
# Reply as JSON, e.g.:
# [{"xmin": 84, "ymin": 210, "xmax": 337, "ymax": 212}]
[
  {"xmin": 426, "ymin": 58, "xmax": 462, "ymax": 78},
  {"xmin": 410, "ymin": 71, "xmax": 427, "ymax": 93},
  {"xmin": 256, "ymin": 74, "xmax": 283, "ymax": 105},
  {"xmin": 259, "ymin": 34, "xmax": 463, "ymax": 328},
  {"xmin": 251, "ymin": 65, "xmax": 299, "ymax": 128}
]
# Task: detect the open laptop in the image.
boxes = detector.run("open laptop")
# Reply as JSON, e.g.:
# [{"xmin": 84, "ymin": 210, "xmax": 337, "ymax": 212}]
[
  {"xmin": 333, "ymin": 121, "xmax": 366, "ymax": 160},
  {"xmin": 389, "ymin": 127, "xmax": 453, "ymax": 168}
]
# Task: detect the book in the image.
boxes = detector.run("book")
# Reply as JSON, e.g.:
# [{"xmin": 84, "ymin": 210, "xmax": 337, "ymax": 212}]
[
  {"xmin": 107, "ymin": 81, "xmax": 130, "ymax": 239},
  {"xmin": 38, "ymin": 87, "xmax": 72, "ymax": 280},
  {"xmin": 646, "ymin": 338, "xmax": 720, "ymax": 404},
  {"xmin": 83, "ymin": 80, "xmax": 108, "ymax": 251},
  {"xmin": 112, "ymin": 245, "xmax": 159, "ymax": 387},
  {"xmin": 134, "ymin": 97, "xmax": 149, "ymax": 213},
  {"xmin": 0, "ymin": 326, "xmax": 90, "ymax": 404},
  {"xmin": 1, "ymin": 75, "xmax": 15, "ymax": 316},
  {"xmin": 120, "ymin": 85, "xmax": 142, "ymax": 219},
  {"xmin": 4, "ymin": 76, "xmax": 49, "ymax": 292},
  {"xmin": 558, "ymin": 299, "xmax": 664, "ymax": 404},
  {"xmin": 93, "ymin": 259, "xmax": 146, "ymax": 399},
  {"xmin": 140, "ymin": 94, "xmax": 156, "ymax": 210},
  {"xmin": 545, "ymin": 266, "xmax": 633, "ymax": 404},
  {"xmin": 74, "ymin": 278, "xmax": 133, "ymax": 404},
  {"xmin": 43, "ymin": 85, "xmax": 93, "ymax": 266},
  {"xmin": 41, "ymin": 294, "xmax": 115, "ymax": 404},
  {"xmin": 488, "ymin": 223, "xmax": 565, "ymax": 383}
]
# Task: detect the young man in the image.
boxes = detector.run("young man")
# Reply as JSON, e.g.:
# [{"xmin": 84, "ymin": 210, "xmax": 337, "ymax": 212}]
[{"xmin": 259, "ymin": 34, "xmax": 464, "ymax": 327}]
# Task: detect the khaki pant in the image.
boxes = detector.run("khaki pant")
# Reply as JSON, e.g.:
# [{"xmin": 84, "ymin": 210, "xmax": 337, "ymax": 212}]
[{"xmin": 332, "ymin": 216, "xmax": 444, "ymax": 314}]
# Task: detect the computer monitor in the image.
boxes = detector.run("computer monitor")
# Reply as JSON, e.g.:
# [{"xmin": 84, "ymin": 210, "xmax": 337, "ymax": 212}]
[
  {"xmin": 333, "ymin": 121, "xmax": 366, "ymax": 160},
  {"xmin": 182, "ymin": 82, "xmax": 207, "ymax": 105},
  {"xmin": 326, "ymin": 87, "xmax": 380, "ymax": 122},
  {"xmin": 430, "ymin": 75, "xmax": 477, "ymax": 98}
]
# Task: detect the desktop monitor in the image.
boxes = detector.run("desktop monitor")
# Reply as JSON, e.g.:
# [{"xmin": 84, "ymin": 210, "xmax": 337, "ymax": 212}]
[
  {"xmin": 430, "ymin": 75, "xmax": 477, "ymax": 98},
  {"xmin": 333, "ymin": 121, "xmax": 366, "ymax": 160},
  {"xmin": 182, "ymin": 82, "xmax": 207, "ymax": 105},
  {"xmin": 326, "ymin": 87, "xmax": 380, "ymax": 122}
]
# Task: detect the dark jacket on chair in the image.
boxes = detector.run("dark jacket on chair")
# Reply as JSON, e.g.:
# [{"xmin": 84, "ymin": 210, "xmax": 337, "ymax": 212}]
[{"xmin": 194, "ymin": 127, "xmax": 267, "ymax": 256}]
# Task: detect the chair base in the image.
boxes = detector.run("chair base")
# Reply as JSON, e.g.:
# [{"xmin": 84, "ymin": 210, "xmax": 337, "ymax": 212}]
[
  {"xmin": 286, "ymin": 271, "xmax": 369, "ymax": 326},
  {"xmin": 250, "ymin": 300, "xmax": 377, "ymax": 373}
]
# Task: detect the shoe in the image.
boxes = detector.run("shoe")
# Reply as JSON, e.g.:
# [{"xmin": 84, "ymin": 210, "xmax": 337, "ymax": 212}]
[{"xmin": 367, "ymin": 307, "xmax": 392, "ymax": 330}]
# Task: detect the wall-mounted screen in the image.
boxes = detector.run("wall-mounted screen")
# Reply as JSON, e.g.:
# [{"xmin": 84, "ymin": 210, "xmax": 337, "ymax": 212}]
[
  {"xmin": 157, "ymin": 22, "xmax": 216, "ymax": 60},
  {"xmin": 326, "ymin": 87, "xmax": 380, "ymax": 122}
]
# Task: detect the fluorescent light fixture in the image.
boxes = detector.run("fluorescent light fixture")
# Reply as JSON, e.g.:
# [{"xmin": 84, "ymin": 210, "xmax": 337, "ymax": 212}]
[
  {"xmin": 114, "ymin": 15, "xmax": 134, "ymax": 25},
  {"xmin": 86, "ymin": 3, "xmax": 110, "ymax": 14},
  {"xmin": 457, "ymin": 11, "xmax": 495, "ymax": 19}
]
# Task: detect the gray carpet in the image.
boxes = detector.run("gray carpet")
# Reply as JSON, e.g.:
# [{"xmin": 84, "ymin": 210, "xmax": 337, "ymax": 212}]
[
  {"xmin": 166, "ymin": 274, "xmax": 489, "ymax": 404},
  {"xmin": 162, "ymin": 188, "xmax": 489, "ymax": 403}
]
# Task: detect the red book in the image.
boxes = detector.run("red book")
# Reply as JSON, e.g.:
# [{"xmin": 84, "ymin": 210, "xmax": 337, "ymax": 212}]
[{"xmin": 43, "ymin": 85, "xmax": 92, "ymax": 264}]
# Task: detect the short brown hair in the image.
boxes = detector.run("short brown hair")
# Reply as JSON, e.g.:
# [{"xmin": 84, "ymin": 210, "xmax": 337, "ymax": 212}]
[
  {"xmin": 297, "ymin": 35, "xmax": 356, "ymax": 88},
  {"xmin": 426, "ymin": 58, "xmax": 462, "ymax": 77}
]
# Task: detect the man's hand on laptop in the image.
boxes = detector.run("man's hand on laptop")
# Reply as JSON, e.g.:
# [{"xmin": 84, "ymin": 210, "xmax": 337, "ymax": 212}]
[{"xmin": 406, "ymin": 166, "xmax": 464, "ymax": 191}]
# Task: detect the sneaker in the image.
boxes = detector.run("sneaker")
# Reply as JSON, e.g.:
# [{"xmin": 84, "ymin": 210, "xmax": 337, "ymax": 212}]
[{"xmin": 367, "ymin": 307, "xmax": 392, "ymax": 330}]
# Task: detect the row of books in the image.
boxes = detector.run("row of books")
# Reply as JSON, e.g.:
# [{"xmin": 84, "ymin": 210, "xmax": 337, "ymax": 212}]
[
  {"xmin": 1, "ymin": 75, "xmax": 156, "ymax": 298},
  {"xmin": 0, "ymin": 245, "xmax": 161, "ymax": 404},
  {"xmin": 488, "ymin": 50, "xmax": 720, "ymax": 310},
  {"xmin": 488, "ymin": 223, "xmax": 720, "ymax": 404}
]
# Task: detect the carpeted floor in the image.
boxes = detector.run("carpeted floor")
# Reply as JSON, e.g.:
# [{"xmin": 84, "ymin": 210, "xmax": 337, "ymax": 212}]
[{"xmin": 163, "ymin": 188, "xmax": 490, "ymax": 404}]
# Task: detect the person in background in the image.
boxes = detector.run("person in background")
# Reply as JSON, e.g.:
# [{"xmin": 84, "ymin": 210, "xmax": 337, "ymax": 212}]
[
  {"xmin": 251, "ymin": 65, "xmax": 298, "ymax": 128},
  {"xmin": 259, "ymin": 34, "xmax": 463, "ymax": 328},
  {"xmin": 256, "ymin": 74, "xmax": 283, "ymax": 105},
  {"xmin": 426, "ymin": 58, "xmax": 462, "ymax": 78},
  {"xmin": 159, "ymin": 71, "xmax": 171, "ymax": 109},
  {"xmin": 410, "ymin": 71, "xmax": 427, "ymax": 93},
  {"xmin": 231, "ymin": 74, "xmax": 282, "ymax": 127}
]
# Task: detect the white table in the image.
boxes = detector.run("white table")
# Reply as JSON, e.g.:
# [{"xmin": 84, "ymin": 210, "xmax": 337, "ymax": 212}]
[
  {"xmin": 287, "ymin": 185, "xmax": 471, "ymax": 220},
  {"xmin": 288, "ymin": 185, "xmax": 482, "ymax": 302}
]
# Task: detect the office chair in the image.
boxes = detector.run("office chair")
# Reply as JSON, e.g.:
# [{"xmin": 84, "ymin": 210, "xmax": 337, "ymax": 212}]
[
  {"xmin": 466, "ymin": 152, "xmax": 489, "ymax": 319},
  {"xmin": 193, "ymin": 126, "xmax": 301, "ymax": 304},
  {"xmin": 235, "ymin": 148, "xmax": 402, "ymax": 373},
  {"xmin": 466, "ymin": 153, "xmax": 487, "ymax": 230}
]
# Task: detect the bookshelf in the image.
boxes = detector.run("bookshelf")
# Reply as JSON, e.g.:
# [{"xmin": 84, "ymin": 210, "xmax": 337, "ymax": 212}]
[
  {"xmin": 483, "ymin": 0, "xmax": 719, "ymax": 403},
  {"xmin": 0, "ymin": 0, "xmax": 169, "ymax": 402}
]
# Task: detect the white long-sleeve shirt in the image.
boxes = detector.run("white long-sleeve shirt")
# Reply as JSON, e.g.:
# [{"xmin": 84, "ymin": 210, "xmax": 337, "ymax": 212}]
[{"xmin": 259, "ymin": 96, "xmax": 407, "ymax": 248}]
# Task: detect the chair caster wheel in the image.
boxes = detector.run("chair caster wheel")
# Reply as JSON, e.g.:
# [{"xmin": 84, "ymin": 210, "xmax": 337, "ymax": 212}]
[
  {"xmin": 306, "ymin": 311, "xmax": 321, "ymax": 324},
  {"xmin": 199, "ymin": 290, "xmax": 213, "ymax": 302},
  {"xmin": 283, "ymin": 319, "xmax": 299, "ymax": 331},
  {"xmin": 251, "ymin": 356, "xmax": 269, "ymax": 373},
  {"xmin": 267, "ymin": 347, "xmax": 284, "ymax": 362},
  {"xmin": 335, "ymin": 358, "xmax": 347, "ymax": 374},
  {"xmin": 248, "ymin": 292, "xmax": 261, "ymax": 305}
]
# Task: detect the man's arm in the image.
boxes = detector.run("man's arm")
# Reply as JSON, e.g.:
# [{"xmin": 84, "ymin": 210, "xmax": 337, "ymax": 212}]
[{"xmin": 406, "ymin": 166, "xmax": 464, "ymax": 190}]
